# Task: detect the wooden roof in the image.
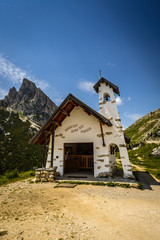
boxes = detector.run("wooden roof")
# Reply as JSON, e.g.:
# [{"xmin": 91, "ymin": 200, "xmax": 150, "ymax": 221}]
[
  {"xmin": 30, "ymin": 93, "xmax": 112, "ymax": 145},
  {"xmin": 93, "ymin": 77, "xmax": 120, "ymax": 95}
]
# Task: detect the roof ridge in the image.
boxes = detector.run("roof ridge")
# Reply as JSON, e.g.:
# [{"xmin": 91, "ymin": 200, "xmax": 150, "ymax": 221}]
[{"xmin": 93, "ymin": 77, "xmax": 120, "ymax": 95}]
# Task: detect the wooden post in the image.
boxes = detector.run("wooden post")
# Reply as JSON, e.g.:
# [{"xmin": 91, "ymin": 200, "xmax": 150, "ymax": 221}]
[
  {"xmin": 99, "ymin": 121, "xmax": 106, "ymax": 146},
  {"xmin": 43, "ymin": 131, "xmax": 47, "ymax": 168},
  {"xmin": 50, "ymin": 121, "xmax": 55, "ymax": 168}
]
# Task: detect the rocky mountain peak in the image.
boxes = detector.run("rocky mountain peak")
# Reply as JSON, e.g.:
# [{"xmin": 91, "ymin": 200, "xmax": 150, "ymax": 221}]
[
  {"xmin": 18, "ymin": 78, "xmax": 37, "ymax": 101},
  {"xmin": 20, "ymin": 78, "xmax": 37, "ymax": 92},
  {"xmin": 4, "ymin": 87, "xmax": 18, "ymax": 105},
  {"xmin": 9, "ymin": 86, "xmax": 17, "ymax": 96},
  {"xmin": 0, "ymin": 78, "xmax": 57, "ymax": 126}
]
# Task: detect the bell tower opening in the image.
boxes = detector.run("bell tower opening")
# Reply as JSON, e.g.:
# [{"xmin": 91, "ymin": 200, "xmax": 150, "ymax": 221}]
[
  {"xmin": 93, "ymin": 77, "xmax": 120, "ymax": 119},
  {"xmin": 104, "ymin": 93, "xmax": 111, "ymax": 102}
]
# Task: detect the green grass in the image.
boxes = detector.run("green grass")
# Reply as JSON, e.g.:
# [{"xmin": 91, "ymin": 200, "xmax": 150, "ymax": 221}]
[
  {"xmin": 19, "ymin": 112, "xmax": 25, "ymax": 120},
  {"xmin": 55, "ymin": 180, "xmax": 141, "ymax": 189},
  {"xmin": 125, "ymin": 111, "xmax": 160, "ymax": 142},
  {"xmin": 0, "ymin": 170, "xmax": 35, "ymax": 186},
  {"xmin": 137, "ymin": 182, "xmax": 144, "ymax": 190},
  {"xmin": 128, "ymin": 143, "xmax": 160, "ymax": 179}
]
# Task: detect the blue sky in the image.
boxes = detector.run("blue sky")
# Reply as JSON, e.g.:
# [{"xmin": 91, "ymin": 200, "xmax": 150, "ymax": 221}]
[{"xmin": 0, "ymin": 0, "xmax": 159, "ymax": 128}]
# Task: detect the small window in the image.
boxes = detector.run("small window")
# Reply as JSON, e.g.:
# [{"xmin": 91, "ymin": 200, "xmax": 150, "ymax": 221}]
[{"xmin": 104, "ymin": 93, "xmax": 111, "ymax": 102}]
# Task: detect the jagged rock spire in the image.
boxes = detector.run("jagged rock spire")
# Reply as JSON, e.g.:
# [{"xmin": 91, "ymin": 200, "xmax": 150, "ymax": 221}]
[{"xmin": 0, "ymin": 78, "xmax": 57, "ymax": 126}]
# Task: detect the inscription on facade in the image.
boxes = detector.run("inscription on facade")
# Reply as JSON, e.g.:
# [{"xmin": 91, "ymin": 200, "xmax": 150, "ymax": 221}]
[
  {"xmin": 65, "ymin": 124, "xmax": 78, "ymax": 132},
  {"xmin": 71, "ymin": 128, "xmax": 78, "ymax": 133},
  {"xmin": 81, "ymin": 127, "xmax": 91, "ymax": 133},
  {"xmin": 65, "ymin": 124, "xmax": 92, "ymax": 133}
]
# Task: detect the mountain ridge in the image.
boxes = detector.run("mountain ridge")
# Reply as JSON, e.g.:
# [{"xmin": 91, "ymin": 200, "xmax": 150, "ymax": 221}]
[
  {"xmin": 0, "ymin": 107, "xmax": 43, "ymax": 173},
  {"xmin": 0, "ymin": 78, "xmax": 57, "ymax": 126},
  {"xmin": 124, "ymin": 108, "xmax": 160, "ymax": 143}
]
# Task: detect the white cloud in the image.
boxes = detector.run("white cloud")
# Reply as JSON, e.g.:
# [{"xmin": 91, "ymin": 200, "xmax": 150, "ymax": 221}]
[
  {"xmin": 128, "ymin": 97, "xmax": 131, "ymax": 101},
  {"xmin": 55, "ymin": 96, "xmax": 64, "ymax": 105},
  {"xmin": 115, "ymin": 96, "xmax": 123, "ymax": 105},
  {"xmin": 78, "ymin": 80, "xmax": 95, "ymax": 94},
  {"xmin": 124, "ymin": 112, "xmax": 142, "ymax": 121},
  {"xmin": 0, "ymin": 88, "xmax": 8, "ymax": 99},
  {"xmin": 122, "ymin": 125, "xmax": 127, "ymax": 130},
  {"xmin": 0, "ymin": 54, "xmax": 26, "ymax": 84},
  {"xmin": 0, "ymin": 54, "xmax": 49, "ymax": 90},
  {"xmin": 49, "ymin": 87, "xmax": 64, "ymax": 105},
  {"xmin": 35, "ymin": 79, "xmax": 49, "ymax": 90},
  {"xmin": 106, "ymin": 62, "xmax": 115, "ymax": 67}
]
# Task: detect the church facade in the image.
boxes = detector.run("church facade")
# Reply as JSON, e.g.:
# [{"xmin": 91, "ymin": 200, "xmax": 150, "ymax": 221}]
[{"xmin": 31, "ymin": 77, "xmax": 134, "ymax": 179}]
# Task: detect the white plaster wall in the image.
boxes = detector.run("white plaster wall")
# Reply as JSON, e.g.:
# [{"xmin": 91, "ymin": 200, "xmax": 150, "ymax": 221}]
[
  {"xmin": 98, "ymin": 82, "xmax": 134, "ymax": 178},
  {"xmin": 99, "ymin": 83, "xmax": 119, "ymax": 119},
  {"xmin": 46, "ymin": 106, "xmax": 110, "ymax": 177},
  {"xmin": 46, "ymin": 105, "xmax": 134, "ymax": 178}
]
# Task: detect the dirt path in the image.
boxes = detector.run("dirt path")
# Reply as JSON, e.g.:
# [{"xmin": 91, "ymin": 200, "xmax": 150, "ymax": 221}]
[
  {"xmin": 146, "ymin": 140, "xmax": 160, "ymax": 144},
  {"xmin": 131, "ymin": 162, "xmax": 146, "ymax": 171},
  {"xmin": 0, "ymin": 180, "xmax": 160, "ymax": 240}
]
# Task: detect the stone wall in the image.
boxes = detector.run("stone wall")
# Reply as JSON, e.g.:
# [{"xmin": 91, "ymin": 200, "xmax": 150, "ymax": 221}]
[{"xmin": 35, "ymin": 167, "xmax": 57, "ymax": 182}]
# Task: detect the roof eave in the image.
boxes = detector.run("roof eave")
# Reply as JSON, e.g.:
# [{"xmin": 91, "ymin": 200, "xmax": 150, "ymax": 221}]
[{"xmin": 93, "ymin": 77, "xmax": 120, "ymax": 96}]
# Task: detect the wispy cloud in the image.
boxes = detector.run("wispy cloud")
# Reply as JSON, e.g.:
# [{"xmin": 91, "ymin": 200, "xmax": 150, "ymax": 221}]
[
  {"xmin": 34, "ymin": 79, "xmax": 49, "ymax": 90},
  {"xmin": 0, "ymin": 54, "xmax": 26, "ymax": 84},
  {"xmin": 115, "ymin": 96, "xmax": 123, "ymax": 105},
  {"xmin": 51, "ymin": 87, "xmax": 64, "ymax": 105},
  {"xmin": 106, "ymin": 62, "xmax": 115, "ymax": 67},
  {"xmin": 124, "ymin": 112, "xmax": 142, "ymax": 121},
  {"xmin": 0, "ymin": 54, "xmax": 49, "ymax": 90},
  {"xmin": 128, "ymin": 97, "xmax": 131, "ymax": 101},
  {"xmin": 0, "ymin": 88, "xmax": 8, "ymax": 99},
  {"xmin": 122, "ymin": 125, "xmax": 127, "ymax": 130},
  {"xmin": 78, "ymin": 80, "xmax": 95, "ymax": 94}
]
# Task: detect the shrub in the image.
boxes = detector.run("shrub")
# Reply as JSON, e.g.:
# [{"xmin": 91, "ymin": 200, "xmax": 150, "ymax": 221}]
[
  {"xmin": 0, "ymin": 178, "xmax": 7, "ymax": 186},
  {"xmin": 137, "ymin": 182, "xmax": 144, "ymax": 190},
  {"xmin": 29, "ymin": 171, "xmax": 35, "ymax": 176},
  {"xmin": 0, "ymin": 170, "xmax": 36, "ymax": 186},
  {"xmin": 107, "ymin": 182, "xmax": 116, "ymax": 187},
  {"xmin": 5, "ymin": 170, "xmax": 19, "ymax": 179}
]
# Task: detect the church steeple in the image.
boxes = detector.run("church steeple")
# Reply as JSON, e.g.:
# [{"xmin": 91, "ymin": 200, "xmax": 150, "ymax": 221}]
[{"xmin": 93, "ymin": 77, "xmax": 120, "ymax": 120}]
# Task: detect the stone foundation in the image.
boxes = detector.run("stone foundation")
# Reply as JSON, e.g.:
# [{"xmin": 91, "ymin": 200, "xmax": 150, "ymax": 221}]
[{"xmin": 35, "ymin": 167, "xmax": 57, "ymax": 182}]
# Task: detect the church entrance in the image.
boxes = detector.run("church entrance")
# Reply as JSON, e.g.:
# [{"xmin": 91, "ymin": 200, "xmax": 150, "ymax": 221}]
[{"xmin": 64, "ymin": 143, "xmax": 94, "ymax": 174}]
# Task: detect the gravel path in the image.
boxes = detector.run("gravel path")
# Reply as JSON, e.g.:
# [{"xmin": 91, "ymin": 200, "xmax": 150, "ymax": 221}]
[{"xmin": 0, "ymin": 180, "xmax": 160, "ymax": 240}]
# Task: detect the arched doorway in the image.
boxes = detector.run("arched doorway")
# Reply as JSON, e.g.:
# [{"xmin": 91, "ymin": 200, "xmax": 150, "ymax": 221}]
[{"xmin": 109, "ymin": 143, "xmax": 123, "ymax": 177}]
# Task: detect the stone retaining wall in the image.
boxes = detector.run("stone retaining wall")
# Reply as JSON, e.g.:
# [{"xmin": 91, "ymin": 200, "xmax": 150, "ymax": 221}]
[{"xmin": 35, "ymin": 167, "xmax": 57, "ymax": 182}]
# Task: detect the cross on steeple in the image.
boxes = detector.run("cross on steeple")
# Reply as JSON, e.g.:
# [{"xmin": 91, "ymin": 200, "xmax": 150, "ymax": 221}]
[{"xmin": 99, "ymin": 69, "xmax": 102, "ymax": 78}]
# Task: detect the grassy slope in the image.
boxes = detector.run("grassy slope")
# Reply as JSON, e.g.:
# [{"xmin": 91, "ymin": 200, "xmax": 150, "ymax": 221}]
[
  {"xmin": 128, "ymin": 143, "xmax": 160, "ymax": 179},
  {"xmin": 124, "ymin": 108, "xmax": 160, "ymax": 180},
  {"xmin": 0, "ymin": 170, "xmax": 35, "ymax": 186},
  {"xmin": 0, "ymin": 107, "xmax": 43, "ymax": 174},
  {"xmin": 125, "ymin": 108, "xmax": 160, "ymax": 142}
]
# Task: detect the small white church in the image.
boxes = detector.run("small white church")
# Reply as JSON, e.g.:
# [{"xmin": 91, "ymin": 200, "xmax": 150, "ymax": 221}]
[{"xmin": 31, "ymin": 77, "xmax": 134, "ymax": 179}]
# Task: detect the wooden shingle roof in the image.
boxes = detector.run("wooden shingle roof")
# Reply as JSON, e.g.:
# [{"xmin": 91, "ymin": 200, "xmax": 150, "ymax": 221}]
[
  {"xmin": 93, "ymin": 77, "xmax": 120, "ymax": 95},
  {"xmin": 30, "ymin": 93, "xmax": 112, "ymax": 145}
]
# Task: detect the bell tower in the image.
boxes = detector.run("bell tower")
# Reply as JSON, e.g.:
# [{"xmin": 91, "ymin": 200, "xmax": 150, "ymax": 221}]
[
  {"xmin": 93, "ymin": 77, "xmax": 134, "ymax": 179},
  {"xmin": 93, "ymin": 77, "xmax": 121, "ymax": 122}
]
